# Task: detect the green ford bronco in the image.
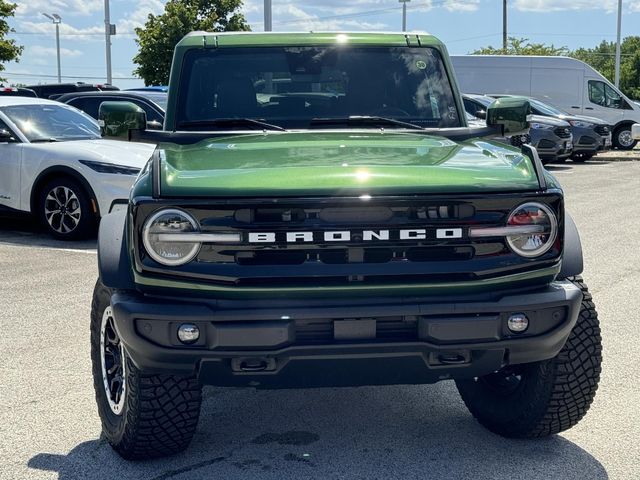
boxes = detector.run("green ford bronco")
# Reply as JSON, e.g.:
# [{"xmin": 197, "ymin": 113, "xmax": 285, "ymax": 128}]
[{"xmin": 92, "ymin": 32, "xmax": 602, "ymax": 459}]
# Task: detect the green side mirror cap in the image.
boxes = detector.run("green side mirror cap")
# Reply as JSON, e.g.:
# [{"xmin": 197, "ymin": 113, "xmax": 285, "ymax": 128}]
[
  {"xmin": 486, "ymin": 97, "xmax": 531, "ymax": 136},
  {"xmin": 98, "ymin": 101, "xmax": 147, "ymax": 140}
]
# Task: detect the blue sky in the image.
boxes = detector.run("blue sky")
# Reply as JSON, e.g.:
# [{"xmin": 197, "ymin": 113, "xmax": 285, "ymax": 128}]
[{"xmin": 4, "ymin": 0, "xmax": 640, "ymax": 89}]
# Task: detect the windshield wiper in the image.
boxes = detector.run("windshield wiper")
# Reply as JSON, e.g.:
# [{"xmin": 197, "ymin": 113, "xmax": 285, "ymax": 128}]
[
  {"xmin": 30, "ymin": 137, "xmax": 60, "ymax": 143},
  {"xmin": 177, "ymin": 118, "xmax": 286, "ymax": 132},
  {"xmin": 309, "ymin": 116, "xmax": 425, "ymax": 130}
]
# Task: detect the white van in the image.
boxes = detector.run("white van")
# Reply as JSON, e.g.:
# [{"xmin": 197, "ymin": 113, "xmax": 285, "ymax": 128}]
[{"xmin": 451, "ymin": 55, "xmax": 640, "ymax": 149}]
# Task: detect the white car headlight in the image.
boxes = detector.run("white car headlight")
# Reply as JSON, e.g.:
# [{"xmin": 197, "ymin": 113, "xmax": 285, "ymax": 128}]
[
  {"xmin": 530, "ymin": 122, "xmax": 554, "ymax": 130},
  {"xmin": 568, "ymin": 120, "xmax": 595, "ymax": 128},
  {"xmin": 142, "ymin": 209, "xmax": 201, "ymax": 266},
  {"xmin": 506, "ymin": 203, "xmax": 558, "ymax": 258}
]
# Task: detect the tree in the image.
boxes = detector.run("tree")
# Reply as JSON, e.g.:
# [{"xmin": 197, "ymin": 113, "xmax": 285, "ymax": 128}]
[
  {"xmin": 133, "ymin": 0, "xmax": 250, "ymax": 86},
  {"xmin": 0, "ymin": 1, "xmax": 23, "ymax": 83},
  {"xmin": 572, "ymin": 37, "xmax": 640, "ymax": 99},
  {"xmin": 472, "ymin": 37, "xmax": 569, "ymax": 56}
]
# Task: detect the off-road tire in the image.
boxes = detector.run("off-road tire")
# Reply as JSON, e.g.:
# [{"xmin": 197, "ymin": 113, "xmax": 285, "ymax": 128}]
[
  {"xmin": 90, "ymin": 280, "xmax": 203, "ymax": 460},
  {"xmin": 37, "ymin": 177, "xmax": 97, "ymax": 240},
  {"xmin": 455, "ymin": 276, "xmax": 602, "ymax": 438}
]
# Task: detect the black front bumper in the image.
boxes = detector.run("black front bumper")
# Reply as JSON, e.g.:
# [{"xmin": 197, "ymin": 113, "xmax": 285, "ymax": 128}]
[{"xmin": 111, "ymin": 281, "xmax": 583, "ymax": 388}]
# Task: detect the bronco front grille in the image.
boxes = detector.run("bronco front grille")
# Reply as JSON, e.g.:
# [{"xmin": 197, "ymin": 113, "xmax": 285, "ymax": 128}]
[{"xmin": 133, "ymin": 194, "xmax": 563, "ymax": 288}]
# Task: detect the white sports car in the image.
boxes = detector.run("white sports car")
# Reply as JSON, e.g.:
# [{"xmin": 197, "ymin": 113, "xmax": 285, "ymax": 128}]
[{"xmin": 0, "ymin": 96, "xmax": 155, "ymax": 239}]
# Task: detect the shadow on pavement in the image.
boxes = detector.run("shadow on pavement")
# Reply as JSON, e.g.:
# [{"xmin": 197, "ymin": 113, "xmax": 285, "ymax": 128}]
[
  {"xmin": 27, "ymin": 383, "xmax": 608, "ymax": 480},
  {"xmin": 0, "ymin": 214, "xmax": 96, "ymax": 251}
]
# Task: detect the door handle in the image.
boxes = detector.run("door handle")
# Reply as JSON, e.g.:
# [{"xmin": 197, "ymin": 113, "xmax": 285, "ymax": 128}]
[
  {"xmin": 585, "ymin": 107, "xmax": 594, "ymax": 110},
  {"xmin": 570, "ymin": 106, "xmax": 580, "ymax": 109}
]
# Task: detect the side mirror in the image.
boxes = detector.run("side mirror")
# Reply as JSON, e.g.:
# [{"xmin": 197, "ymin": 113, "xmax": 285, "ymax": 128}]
[
  {"xmin": 632, "ymin": 123, "xmax": 640, "ymax": 140},
  {"xmin": 0, "ymin": 129, "xmax": 15, "ymax": 142},
  {"xmin": 146, "ymin": 120, "xmax": 163, "ymax": 130},
  {"xmin": 475, "ymin": 109, "xmax": 487, "ymax": 120},
  {"xmin": 486, "ymin": 97, "xmax": 531, "ymax": 136},
  {"xmin": 98, "ymin": 101, "xmax": 147, "ymax": 140}
]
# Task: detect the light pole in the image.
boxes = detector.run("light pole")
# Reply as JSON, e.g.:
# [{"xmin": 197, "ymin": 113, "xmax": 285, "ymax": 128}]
[
  {"xmin": 615, "ymin": 0, "xmax": 622, "ymax": 88},
  {"xmin": 503, "ymin": 0, "xmax": 508, "ymax": 52},
  {"xmin": 104, "ymin": 0, "xmax": 115, "ymax": 85},
  {"xmin": 264, "ymin": 0, "xmax": 272, "ymax": 31},
  {"xmin": 399, "ymin": 0, "xmax": 411, "ymax": 32},
  {"xmin": 42, "ymin": 13, "xmax": 62, "ymax": 83}
]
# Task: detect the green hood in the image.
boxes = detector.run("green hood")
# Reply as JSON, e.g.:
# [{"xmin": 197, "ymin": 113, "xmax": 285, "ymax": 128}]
[{"xmin": 158, "ymin": 132, "xmax": 539, "ymax": 197}]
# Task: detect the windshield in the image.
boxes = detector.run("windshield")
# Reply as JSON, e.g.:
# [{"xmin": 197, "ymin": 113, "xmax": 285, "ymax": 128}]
[
  {"xmin": 1, "ymin": 104, "xmax": 100, "ymax": 141},
  {"xmin": 529, "ymin": 99, "xmax": 566, "ymax": 116},
  {"xmin": 137, "ymin": 92, "xmax": 168, "ymax": 111},
  {"xmin": 177, "ymin": 46, "xmax": 461, "ymax": 130}
]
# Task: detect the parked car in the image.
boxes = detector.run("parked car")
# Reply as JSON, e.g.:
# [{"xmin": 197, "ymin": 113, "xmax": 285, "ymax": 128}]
[
  {"xmin": 490, "ymin": 95, "xmax": 611, "ymax": 161},
  {"xmin": 0, "ymin": 86, "xmax": 37, "ymax": 97},
  {"xmin": 452, "ymin": 55, "xmax": 637, "ymax": 149},
  {"xmin": 26, "ymin": 82, "xmax": 119, "ymax": 100},
  {"xmin": 463, "ymin": 94, "xmax": 573, "ymax": 163},
  {"xmin": 58, "ymin": 91, "xmax": 166, "ymax": 130},
  {"xmin": 0, "ymin": 96, "xmax": 155, "ymax": 239}
]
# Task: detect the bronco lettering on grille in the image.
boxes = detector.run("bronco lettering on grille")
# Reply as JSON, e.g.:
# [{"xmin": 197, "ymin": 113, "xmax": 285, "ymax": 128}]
[{"xmin": 247, "ymin": 229, "xmax": 463, "ymax": 243}]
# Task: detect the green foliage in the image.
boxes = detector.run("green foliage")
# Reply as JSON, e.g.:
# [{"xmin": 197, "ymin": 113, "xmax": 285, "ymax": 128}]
[
  {"xmin": 0, "ymin": 1, "xmax": 23, "ymax": 82},
  {"xmin": 472, "ymin": 37, "xmax": 570, "ymax": 56},
  {"xmin": 133, "ymin": 0, "xmax": 250, "ymax": 86},
  {"xmin": 572, "ymin": 37, "xmax": 640, "ymax": 99}
]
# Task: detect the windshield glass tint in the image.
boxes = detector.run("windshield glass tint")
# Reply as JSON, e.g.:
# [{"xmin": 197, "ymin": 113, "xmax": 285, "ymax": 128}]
[
  {"xmin": 138, "ymin": 92, "xmax": 168, "ymax": 111},
  {"xmin": 178, "ymin": 46, "xmax": 461, "ymax": 129},
  {"xmin": 529, "ymin": 99, "xmax": 566, "ymax": 116},
  {"xmin": 1, "ymin": 104, "xmax": 100, "ymax": 141}
]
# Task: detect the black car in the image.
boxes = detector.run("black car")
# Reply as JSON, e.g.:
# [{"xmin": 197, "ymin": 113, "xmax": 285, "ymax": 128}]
[
  {"xmin": 26, "ymin": 82, "xmax": 119, "ymax": 100},
  {"xmin": 57, "ymin": 91, "xmax": 167, "ymax": 130},
  {"xmin": 0, "ymin": 86, "xmax": 37, "ymax": 97}
]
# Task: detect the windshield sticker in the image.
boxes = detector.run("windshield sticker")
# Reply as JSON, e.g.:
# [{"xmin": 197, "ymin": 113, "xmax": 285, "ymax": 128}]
[{"xmin": 416, "ymin": 60, "xmax": 427, "ymax": 70}]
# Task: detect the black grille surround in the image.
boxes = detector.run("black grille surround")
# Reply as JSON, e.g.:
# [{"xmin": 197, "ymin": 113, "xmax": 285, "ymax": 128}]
[
  {"xmin": 594, "ymin": 125, "xmax": 610, "ymax": 136},
  {"xmin": 132, "ymin": 192, "xmax": 564, "ymax": 290},
  {"xmin": 554, "ymin": 127, "xmax": 571, "ymax": 139}
]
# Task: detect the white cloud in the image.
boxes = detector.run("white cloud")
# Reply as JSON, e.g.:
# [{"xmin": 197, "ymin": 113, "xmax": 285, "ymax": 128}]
[
  {"xmin": 15, "ymin": 0, "xmax": 102, "ymax": 17},
  {"xmin": 445, "ymin": 0, "xmax": 480, "ymax": 12},
  {"xmin": 116, "ymin": 0, "xmax": 165, "ymax": 33},
  {"xmin": 28, "ymin": 45, "xmax": 83, "ymax": 57},
  {"xmin": 512, "ymin": 0, "xmax": 640, "ymax": 13},
  {"xmin": 17, "ymin": 20, "xmax": 104, "ymax": 41}
]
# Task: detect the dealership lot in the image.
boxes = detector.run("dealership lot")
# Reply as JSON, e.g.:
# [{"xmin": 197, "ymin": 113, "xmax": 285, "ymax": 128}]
[{"xmin": 0, "ymin": 160, "xmax": 638, "ymax": 480}]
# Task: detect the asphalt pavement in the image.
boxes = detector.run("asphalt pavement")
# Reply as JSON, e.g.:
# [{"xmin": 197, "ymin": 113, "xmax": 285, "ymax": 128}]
[{"xmin": 1, "ymin": 158, "xmax": 639, "ymax": 480}]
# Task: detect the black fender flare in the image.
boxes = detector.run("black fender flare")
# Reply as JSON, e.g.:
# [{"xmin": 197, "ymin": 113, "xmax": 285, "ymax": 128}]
[
  {"xmin": 559, "ymin": 213, "xmax": 584, "ymax": 278},
  {"xmin": 98, "ymin": 209, "xmax": 135, "ymax": 290},
  {"xmin": 612, "ymin": 120, "xmax": 636, "ymax": 133}
]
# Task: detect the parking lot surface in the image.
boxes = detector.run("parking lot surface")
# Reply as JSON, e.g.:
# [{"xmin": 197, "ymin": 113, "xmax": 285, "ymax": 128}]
[{"xmin": 1, "ymin": 159, "xmax": 639, "ymax": 480}]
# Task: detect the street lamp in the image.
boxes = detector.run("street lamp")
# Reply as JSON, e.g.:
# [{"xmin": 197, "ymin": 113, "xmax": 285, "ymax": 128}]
[
  {"xmin": 614, "ymin": 0, "xmax": 622, "ymax": 88},
  {"xmin": 42, "ymin": 13, "xmax": 62, "ymax": 83},
  {"xmin": 104, "ymin": 0, "xmax": 116, "ymax": 85},
  {"xmin": 264, "ymin": 0, "xmax": 272, "ymax": 31},
  {"xmin": 399, "ymin": 0, "xmax": 411, "ymax": 32}
]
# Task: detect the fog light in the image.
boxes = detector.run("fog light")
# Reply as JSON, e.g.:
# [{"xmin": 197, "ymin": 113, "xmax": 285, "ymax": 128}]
[
  {"xmin": 507, "ymin": 313, "xmax": 529, "ymax": 333},
  {"xmin": 177, "ymin": 323, "xmax": 200, "ymax": 344}
]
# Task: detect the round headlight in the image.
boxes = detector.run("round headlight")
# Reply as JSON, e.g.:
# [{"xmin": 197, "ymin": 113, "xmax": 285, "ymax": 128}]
[
  {"xmin": 506, "ymin": 203, "xmax": 558, "ymax": 258},
  {"xmin": 142, "ymin": 209, "xmax": 200, "ymax": 266}
]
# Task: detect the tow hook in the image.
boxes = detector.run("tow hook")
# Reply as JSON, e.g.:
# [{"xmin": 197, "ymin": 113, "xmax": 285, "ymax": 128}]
[
  {"xmin": 429, "ymin": 351, "xmax": 470, "ymax": 366},
  {"xmin": 231, "ymin": 357, "xmax": 277, "ymax": 373}
]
